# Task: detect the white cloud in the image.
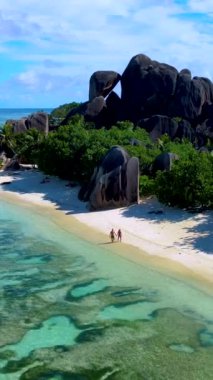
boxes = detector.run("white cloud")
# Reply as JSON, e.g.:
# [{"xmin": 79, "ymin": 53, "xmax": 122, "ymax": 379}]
[
  {"xmin": 188, "ymin": 0, "xmax": 213, "ymax": 13},
  {"xmin": 0, "ymin": 0, "xmax": 213, "ymax": 106},
  {"xmin": 17, "ymin": 71, "xmax": 38, "ymax": 89}
]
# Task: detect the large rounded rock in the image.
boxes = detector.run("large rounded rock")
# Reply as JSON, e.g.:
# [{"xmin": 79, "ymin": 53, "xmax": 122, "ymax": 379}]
[
  {"xmin": 199, "ymin": 77, "xmax": 213, "ymax": 105},
  {"xmin": 121, "ymin": 54, "xmax": 178, "ymax": 122},
  {"xmin": 138, "ymin": 115, "xmax": 196, "ymax": 143},
  {"xmin": 168, "ymin": 72, "xmax": 213, "ymax": 120},
  {"xmin": 105, "ymin": 91, "xmax": 122, "ymax": 127},
  {"xmin": 79, "ymin": 146, "xmax": 139, "ymax": 210},
  {"xmin": 27, "ymin": 112, "xmax": 49, "ymax": 134},
  {"xmin": 138, "ymin": 115, "xmax": 179, "ymax": 141},
  {"xmin": 196, "ymin": 120, "xmax": 213, "ymax": 147},
  {"xmin": 6, "ymin": 112, "xmax": 49, "ymax": 134},
  {"xmin": 85, "ymin": 96, "xmax": 106, "ymax": 120},
  {"xmin": 3, "ymin": 157, "xmax": 20, "ymax": 171},
  {"xmin": 61, "ymin": 102, "xmax": 89, "ymax": 125},
  {"xmin": 151, "ymin": 152, "xmax": 179, "ymax": 175},
  {"xmin": 89, "ymin": 71, "xmax": 121, "ymax": 101},
  {"xmin": 175, "ymin": 119, "xmax": 196, "ymax": 143},
  {"xmin": 61, "ymin": 96, "xmax": 107, "ymax": 128},
  {"xmin": 5, "ymin": 118, "xmax": 28, "ymax": 133}
]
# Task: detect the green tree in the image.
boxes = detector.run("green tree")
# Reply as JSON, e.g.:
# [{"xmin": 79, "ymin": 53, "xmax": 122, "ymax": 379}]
[
  {"xmin": 13, "ymin": 128, "xmax": 45, "ymax": 164},
  {"xmin": 155, "ymin": 150, "xmax": 213, "ymax": 209},
  {"xmin": 49, "ymin": 102, "xmax": 80, "ymax": 126}
]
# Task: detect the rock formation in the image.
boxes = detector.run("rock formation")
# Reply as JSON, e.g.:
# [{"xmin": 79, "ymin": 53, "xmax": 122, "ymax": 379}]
[
  {"xmin": 151, "ymin": 152, "xmax": 179, "ymax": 175},
  {"xmin": 61, "ymin": 53, "xmax": 213, "ymax": 148},
  {"xmin": 61, "ymin": 96, "xmax": 108, "ymax": 128},
  {"xmin": 121, "ymin": 54, "xmax": 178, "ymax": 122},
  {"xmin": 89, "ymin": 71, "xmax": 121, "ymax": 101},
  {"xmin": 79, "ymin": 146, "xmax": 140, "ymax": 210},
  {"xmin": 6, "ymin": 112, "xmax": 49, "ymax": 134}
]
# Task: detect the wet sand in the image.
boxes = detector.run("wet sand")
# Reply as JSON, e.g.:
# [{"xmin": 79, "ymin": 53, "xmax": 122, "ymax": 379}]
[{"xmin": 0, "ymin": 169, "xmax": 212, "ymax": 295}]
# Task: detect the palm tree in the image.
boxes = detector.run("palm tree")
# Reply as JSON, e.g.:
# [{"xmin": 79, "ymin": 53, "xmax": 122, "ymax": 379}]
[{"xmin": 0, "ymin": 132, "xmax": 16, "ymax": 158}]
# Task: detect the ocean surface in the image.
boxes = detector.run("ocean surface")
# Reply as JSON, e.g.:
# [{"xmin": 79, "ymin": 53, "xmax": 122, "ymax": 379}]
[
  {"xmin": 0, "ymin": 108, "xmax": 53, "ymax": 127},
  {"xmin": 0, "ymin": 197, "xmax": 212, "ymax": 380}
]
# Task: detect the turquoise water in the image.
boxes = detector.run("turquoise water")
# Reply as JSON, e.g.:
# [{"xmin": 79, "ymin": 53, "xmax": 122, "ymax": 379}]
[{"xmin": 0, "ymin": 199, "xmax": 212, "ymax": 379}]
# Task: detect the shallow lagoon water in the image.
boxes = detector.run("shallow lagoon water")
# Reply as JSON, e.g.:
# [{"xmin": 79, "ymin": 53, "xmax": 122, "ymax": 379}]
[{"xmin": 0, "ymin": 198, "xmax": 212, "ymax": 379}]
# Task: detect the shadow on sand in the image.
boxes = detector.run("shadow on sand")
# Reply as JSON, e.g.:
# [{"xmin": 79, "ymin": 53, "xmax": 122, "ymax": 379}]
[
  {"xmin": 1, "ymin": 170, "xmax": 212, "ymax": 255},
  {"xmin": 0, "ymin": 170, "xmax": 87, "ymax": 215},
  {"xmin": 121, "ymin": 200, "xmax": 213, "ymax": 254}
]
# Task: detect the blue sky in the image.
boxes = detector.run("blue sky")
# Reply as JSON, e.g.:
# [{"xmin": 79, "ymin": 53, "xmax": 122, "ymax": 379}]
[{"xmin": 0, "ymin": 0, "xmax": 213, "ymax": 108}]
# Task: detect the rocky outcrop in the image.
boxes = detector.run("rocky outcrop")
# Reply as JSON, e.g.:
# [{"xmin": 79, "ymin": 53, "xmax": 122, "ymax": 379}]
[
  {"xmin": 151, "ymin": 152, "xmax": 179, "ymax": 175},
  {"xmin": 61, "ymin": 53, "xmax": 213, "ymax": 147},
  {"xmin": 3, "ymin": 157, "xmax": 20, "ymax": 171},
  {"xmin": 6, "ymin": 112, "xmax": 49, "ymax": 134},
  {"xmin": 61, "ymin": 96, "xmax": 108, "ymax": 128},
  {"xmin": 79, "ymin": 146, "xmax": 139, "ymax": 210},
  {"xmin": 89, "ymin": 71, "xmax": 121, "ymax": 101},
  {"xmin": 175, "ymin": 119, "xmax": 196, "ymax": 143},
  {"xmin": 138, "ymin": 115, "xmax": 196, "ymax": 143},
  {"xmin": 27, "ymin": 112, "xmax": 49, "ymax": 134},
  {"xmin": 6, "ymin": 118, "xmax": 28, "ymax": 133},
  {"xmin": 138, "ymin": 115, "xmax": 179, "ymax": 141},
  {"xmin": 121, "ymin": 54, "xmax": 178, "ymax": 122},
  {"xmin": 61, "ymin": 94, "xmax": 122, "ymax": 129},
  {"xmin": 105, "ymin": 91, "xmax": 123, "ymax": 127},
  {"xmin": 196, "ymin": 120, "xmax": 213, "ymax": 146},
  {"xmin": 168, "ymin": 71, "xmax": 213, "ymax": 120}
]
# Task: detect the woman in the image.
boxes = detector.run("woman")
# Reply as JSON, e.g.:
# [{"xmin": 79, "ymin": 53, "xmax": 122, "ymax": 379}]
[{"xmin": 117, "ymin": 229, "xmax": 122, "ymax": 242}]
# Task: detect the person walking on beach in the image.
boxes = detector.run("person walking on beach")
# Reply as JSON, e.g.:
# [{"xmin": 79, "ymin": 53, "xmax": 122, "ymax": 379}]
[
  {"xmin": 117, "ymin": 229, "xmax": 122, "ymax": 242},
  {"xmin": 110, "ymin": 228, "xmax": 116, "ymax": 243}
]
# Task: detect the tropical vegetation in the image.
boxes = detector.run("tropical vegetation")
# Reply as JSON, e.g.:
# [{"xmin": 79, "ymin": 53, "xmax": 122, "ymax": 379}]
[{"xmin": 1, "ymin": 105, "xmax": 213, "ymax": 210}]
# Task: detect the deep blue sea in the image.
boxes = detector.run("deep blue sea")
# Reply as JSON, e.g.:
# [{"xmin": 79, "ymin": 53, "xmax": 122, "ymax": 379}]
[{"xmin": 0, "ymin": 108, "xmax": 53, "ymax": 127}]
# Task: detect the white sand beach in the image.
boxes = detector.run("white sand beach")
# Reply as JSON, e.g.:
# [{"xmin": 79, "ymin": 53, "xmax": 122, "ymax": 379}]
[{"xmin": 0, "ymin": 168, "xmax": 212, "ymax": 293}]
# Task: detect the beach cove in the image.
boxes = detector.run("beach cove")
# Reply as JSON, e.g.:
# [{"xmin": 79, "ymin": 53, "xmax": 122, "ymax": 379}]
[{"xmin": 0, "ymin": 168, "xmax": 213, "ymax": 379}]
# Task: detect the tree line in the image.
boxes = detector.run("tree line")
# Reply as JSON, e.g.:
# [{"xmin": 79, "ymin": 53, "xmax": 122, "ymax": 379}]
[{"xmin": 2, "ymin": 107, "xmax": 213, "ymax": 210}]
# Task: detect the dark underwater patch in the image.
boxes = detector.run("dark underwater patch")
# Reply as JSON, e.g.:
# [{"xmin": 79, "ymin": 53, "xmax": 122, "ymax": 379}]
[
  {"xmin": 0, "ymin": 356, "xmax": 32, "ymax": 374},
  {"xmin": 75, "ymin": 327, "xmax": 106, "ymax": 344},
  {"xmin": 106, "ymin": 298, "xmax": 152, "ymax": 309},
  {"xmin": 111, "ymin": 287, "xmax": 141, "ymax": 297},
  {"xmin": 20, "ymin": 366, "xmax": 118, "ymax": 380},
  {"xmin": 199, "ymin": 327, "xmax": 213, "ymax": 347}
]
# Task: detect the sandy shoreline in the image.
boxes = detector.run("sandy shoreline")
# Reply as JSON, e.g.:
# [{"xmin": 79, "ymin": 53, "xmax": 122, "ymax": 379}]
[{"xmin": 0, "ymin": 168, "xmax": 212, "ymax": 294}]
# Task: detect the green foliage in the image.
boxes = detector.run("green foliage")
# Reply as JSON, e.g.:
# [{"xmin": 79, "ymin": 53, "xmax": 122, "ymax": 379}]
[
  {"xmin": 115, "ymin": 120, "xmax": 134, "ymax": 131},
  {"xmin": 38, "ymin": 124, "xmax": 104, "ymax": 180},
  {"xmin": 127, "ymin": 144, "xmax": 160, "ymax": 174},
  {"xmin": 37, "ymin": 118, "xmax": 155, "ymax": 181},
  {"xmin": 139, "ymin": 175, "xmax": 155, "ymax": 197},
  {"xmin": 172, "ymin": 116, "xmax": 183, "ymax": 123},
  {"xmin": 2, "ymin": 123, "xmax": 13, "ymax": 137},
  {"xmin": 13, "ymin": 129, "xmax": 45, "ymax": 164},
  {"xmin": 50, "ymin": 102, "xmax": 80, "ymax": 118},
  {"xmin": 2, "ymin": 125, "xmax": 45, "ymax": 164},
  {"xmin": 161, "ymin": 139, "xmax": 195, "ymax": 158},
  {"xmin": 0, "ymin": 158, "xmax": 4, "ymax": 169},
  {"xmin": 49, "ymin": 102, "xmax": 80, "ymax": 125},
  {"xmin": 155, "ymin": 150, "xmax": 213, "ymax": 209},
  {"xmin": 0, "ymin": 124, "xmax": 16, "ymax": 157},
  {"xmin": 6, "ymin": 111, "xmax": 212, "ymax": 209}
]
